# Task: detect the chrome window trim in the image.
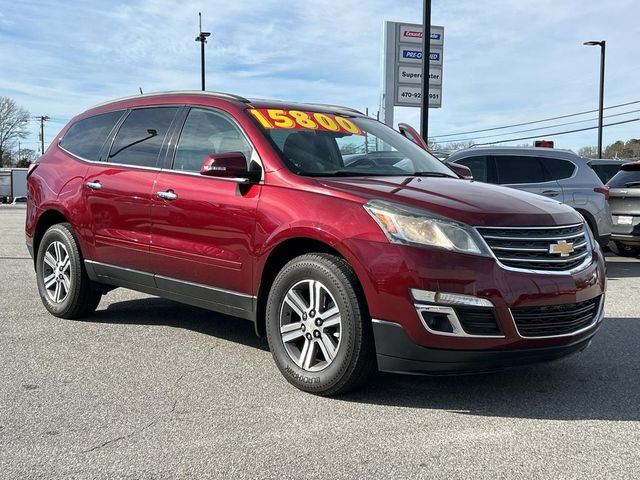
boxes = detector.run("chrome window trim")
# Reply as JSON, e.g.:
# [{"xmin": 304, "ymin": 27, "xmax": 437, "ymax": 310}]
[
  {"xmin": 58, "ymin": 104, "xmax": 264, "ymax": 182},
  {"xmin": 59, "ymin": 144, "xmax": 257, "ymax": 183},
  {"xmin": 156, "ymin": 168, "xmax": 254, "ymax": 184},
  {"xmin": 509, "ymin": 294, "xmax": 604, "ymax": 339}
]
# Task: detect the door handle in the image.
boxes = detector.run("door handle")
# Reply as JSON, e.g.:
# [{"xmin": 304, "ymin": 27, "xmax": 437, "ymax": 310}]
[
  {"xmin": 156, "ymin": 190, "xmax": 177, "ymax": 201},
  {"xmin": 85, "ymin": 180, "xmax": 101, "ymax": 190},
  {"xmin": 542, "ymin": 190, "xmax": 560, "ymax": 197}
]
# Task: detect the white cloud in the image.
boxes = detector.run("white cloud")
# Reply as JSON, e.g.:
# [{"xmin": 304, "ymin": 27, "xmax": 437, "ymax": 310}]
[{"xmin": 0, "ymin": 0, "xmax": 638, "ymax": 151}]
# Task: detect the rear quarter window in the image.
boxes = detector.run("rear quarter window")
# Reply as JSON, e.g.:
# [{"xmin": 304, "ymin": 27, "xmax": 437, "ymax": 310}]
[
  {"xmin": 59, "ymin": 110, "xmax": 124, "ymax": 161},
  {"xmin": 540, "ymin": 157, "xmax": 576, "ymax": 181},
  {"xmin": 590, "ymin": 164, "xmax": 621, "ymax": 184}
]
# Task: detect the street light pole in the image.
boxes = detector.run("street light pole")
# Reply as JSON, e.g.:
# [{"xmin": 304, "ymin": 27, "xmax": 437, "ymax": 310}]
[
  {"xmin": 420, "ymin": 0, "xmax": 432, "ymax": 145},
  {"xmin": 584, "ymin": 40, "xmax": 606, "ymax": 158},
  {"xmin": 195, "ymin": 12, "xmax": 211, "ymax": 91}
]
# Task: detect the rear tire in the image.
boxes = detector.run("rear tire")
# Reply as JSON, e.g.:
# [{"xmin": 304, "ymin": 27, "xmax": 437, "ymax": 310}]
[
  {"xmin": 265, "ymin": 253, "xmax": 376, "ymax": 396},
  {"xmin": 612, "ymin": 241, "xmax": 640, "ymax": 257},
  {"xmin": 36, "ymin": 223, "xmax": 102, "ymax": 319}
]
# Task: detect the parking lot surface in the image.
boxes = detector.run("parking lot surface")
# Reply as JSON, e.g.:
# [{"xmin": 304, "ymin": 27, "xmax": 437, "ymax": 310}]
[{"xmin": 1, "ymin": 205, "xmax": 639, "ymax": 479}]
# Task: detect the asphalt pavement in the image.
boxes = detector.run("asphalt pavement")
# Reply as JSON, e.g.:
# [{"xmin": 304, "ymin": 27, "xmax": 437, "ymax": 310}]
[{"xmin": 1, "ymin": 205, "xmax": 639, "ymax": 479}]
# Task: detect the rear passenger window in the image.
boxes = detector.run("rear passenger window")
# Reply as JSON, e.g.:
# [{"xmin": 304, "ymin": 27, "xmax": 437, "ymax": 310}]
[
  {"xmin": 173, "ymin": 108, "xmax": 253, "ymax": 172},
  {"xmin": 108, "ymin": 107, "xmax": 178, "ymax": 168},
  {"xmin": 60, "ymin": 111, "xmax": 124, "ymax": 161},
  {"xmin": 495, "ymin": 156, "xmax": 547, "ymax": 184},
  {"xmin": 540, "ymin": 158, "xmax": 575, "ymax": 180},
  {"xmin": 455, "ymin": 156, "xmax": 488, "ymax": 182}
]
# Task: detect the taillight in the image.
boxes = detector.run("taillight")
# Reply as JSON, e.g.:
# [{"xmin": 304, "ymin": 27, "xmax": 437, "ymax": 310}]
[{"xmin": 594, "ymin": 185, "xmax": 609, "ymax": 200}]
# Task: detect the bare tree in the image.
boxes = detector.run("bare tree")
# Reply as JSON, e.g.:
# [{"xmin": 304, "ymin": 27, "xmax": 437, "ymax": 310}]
[
  {"xmin": 0, "ymin": 97, "xmax": 30, "ymax": 166},
  {"xmin": 577, "ymin": 146, "xmax": 598, "ymax": 158}
]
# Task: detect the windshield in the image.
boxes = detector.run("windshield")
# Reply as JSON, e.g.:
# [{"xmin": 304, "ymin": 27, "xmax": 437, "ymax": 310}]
[{"xmin": 247, "ymin": 108, "xmax": 456, "ymax": 178}]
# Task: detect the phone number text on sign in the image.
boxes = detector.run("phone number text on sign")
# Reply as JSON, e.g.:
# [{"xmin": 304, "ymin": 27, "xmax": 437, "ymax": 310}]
[{"xmin": 249, "ymin": 109, "xmax": 364, "ymax": 135}]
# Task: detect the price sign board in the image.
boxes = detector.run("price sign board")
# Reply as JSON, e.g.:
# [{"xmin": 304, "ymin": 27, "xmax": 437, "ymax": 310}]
[{"xmin": 381, "ymin": 21, "xmax": 444, "ymax": 126}]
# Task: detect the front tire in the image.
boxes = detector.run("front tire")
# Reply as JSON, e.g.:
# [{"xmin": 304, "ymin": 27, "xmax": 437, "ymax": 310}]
[
  {"xmin": 265, "ymin": 253, "xmax": 376, "ymax": 396},
  {"xmin": 36, "ymin": 223, "xmax": 102, "ymax": 319}
]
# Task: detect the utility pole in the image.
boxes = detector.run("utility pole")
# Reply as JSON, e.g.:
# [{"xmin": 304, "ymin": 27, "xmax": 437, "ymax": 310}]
[
  {"xmin": 195, "ymin": 12, "xmax": 211, "ymax": 91},
  {"xmin": 584, "ymin": 40, "xmax": 606, "ymax": 158},
  {"xmin": 420, "ymin": 0, "xmax": 432, "ymax": 145},
  {"xmin": 36, "ymin": 116, "xmax": 50, "ymax": 155},
  {"xmin": 18, "ymin": 141, "xmax": 21, "ymax": 163}
]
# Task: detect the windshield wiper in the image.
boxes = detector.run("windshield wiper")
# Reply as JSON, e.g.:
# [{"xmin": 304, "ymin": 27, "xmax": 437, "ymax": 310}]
[
  {"xmin": 410, "ymin": 171, "xmax": 455, "ymax": 178},
  {"xmin": 304, "ymin": 170, "xmax": 400, "ymax": 177}
]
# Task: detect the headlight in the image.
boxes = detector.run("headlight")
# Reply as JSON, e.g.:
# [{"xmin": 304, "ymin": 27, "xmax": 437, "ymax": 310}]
[{"xmin": 364, "ymin": 200, "xmax": 489, "ymax": 256}]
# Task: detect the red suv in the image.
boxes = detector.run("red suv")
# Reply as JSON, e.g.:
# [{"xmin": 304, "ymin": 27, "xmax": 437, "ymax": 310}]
[{"xmin": 26, "ymin": 92, "xmax": 606, "ymax": 395}]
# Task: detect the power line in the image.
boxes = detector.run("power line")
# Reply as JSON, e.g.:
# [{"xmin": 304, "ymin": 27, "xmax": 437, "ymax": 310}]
[
  {"xmin": 474, "ymin": 117, "xmax": 640, "ymax": 146},
  {"xmin": 430, "ymin": 99, "xmax": 640, "ymax": 139},
  {"xmin": 442, "ymin": 108, "xmax": 640, "ymax": 143}
]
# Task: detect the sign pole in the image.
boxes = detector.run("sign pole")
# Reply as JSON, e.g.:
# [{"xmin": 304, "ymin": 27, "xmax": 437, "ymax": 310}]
[{"xmin": 420, "ymin": 0, "xmax": 431, "ymax": 144}]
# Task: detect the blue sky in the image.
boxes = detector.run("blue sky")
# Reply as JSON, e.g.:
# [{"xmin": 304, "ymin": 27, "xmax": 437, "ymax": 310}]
[{"xmin": 1, "ymin": 0, "xmax": 639, "ymax": 154}]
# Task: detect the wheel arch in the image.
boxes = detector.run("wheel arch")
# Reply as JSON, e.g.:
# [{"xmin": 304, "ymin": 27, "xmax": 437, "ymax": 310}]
[
  {"xmin": 574, "ymin": 208, "xmax": 598, "ymax": 237},
  {"xmin": 32, "ymin": 209, "xmax": 70, "ymax": 268},
  {"xmin": 254, "ymin": 237, "xmax": 368, "ymax": 337}
]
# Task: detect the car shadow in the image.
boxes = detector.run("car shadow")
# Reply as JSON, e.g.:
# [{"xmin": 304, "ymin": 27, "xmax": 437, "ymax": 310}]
[
  {"xmin": 86, "ymin": 297, "xmax": 269, "ymax": 352},
  {"xmin": 343, "ymin": 317, "xmax": 640, "ymax": 421},
  {"xmin": 82, "ymin": 298, "xmax": 638, "ymax": 421}
]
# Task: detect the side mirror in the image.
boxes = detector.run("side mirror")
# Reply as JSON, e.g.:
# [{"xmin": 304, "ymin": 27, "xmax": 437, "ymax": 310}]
[
  {"xmin": 398, "ymin": 122, "xmax": 429, "ymax": 151},
  {"xmin": 200, "ymin": 152, "xmax": 251, "ymax": 179},
  {"xmin": 445, "ymin": 161, "xmax": 473, "ymax": 180}
]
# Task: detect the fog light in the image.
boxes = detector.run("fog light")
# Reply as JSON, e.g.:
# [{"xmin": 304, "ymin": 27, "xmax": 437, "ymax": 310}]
[
  {"xmin": 410, "ymin": 289, "xmax": 493, "ymax": 307},
  {"xmin": 421, "ymin": 311, "xmax": 454, "ymax": 333}
]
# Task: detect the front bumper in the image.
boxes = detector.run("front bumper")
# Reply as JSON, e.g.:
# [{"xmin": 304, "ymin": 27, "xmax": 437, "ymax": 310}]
[
  {"xmin": 342, "ymin": 237, "xmax": 607, "ymax": 369},
  {"xmin": 373, "ymin": 318, "xmax": 599, "ymax": 375},
  {"xmin": 610, "ymin": 215, "xmax": 640, "ymax": 244}
]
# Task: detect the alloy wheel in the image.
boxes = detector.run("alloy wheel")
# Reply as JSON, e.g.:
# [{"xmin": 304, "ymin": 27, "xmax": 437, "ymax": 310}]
[
  {"xmin": 279, "ymin": 279, "xmax": 342, "ymax": 372},
  {"xmin": 42, "ymin": 241, "xmax": 71, "ymax": 303}
]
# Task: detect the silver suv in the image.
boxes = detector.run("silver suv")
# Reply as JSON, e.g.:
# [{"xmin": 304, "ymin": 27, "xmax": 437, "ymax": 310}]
[{"xmin": 448, "ymin": 146, "xmax": 612, "ymax": 246}]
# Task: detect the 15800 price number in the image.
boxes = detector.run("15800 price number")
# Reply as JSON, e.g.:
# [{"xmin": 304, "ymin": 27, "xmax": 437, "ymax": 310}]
[{"xmin": 249, "ymin": 108, "xmax": 363, "ymax": 135}]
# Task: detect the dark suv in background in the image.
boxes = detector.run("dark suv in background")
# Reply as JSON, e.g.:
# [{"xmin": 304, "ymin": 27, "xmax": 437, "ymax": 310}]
[
  {"xmin": 26, "ymin": 92, "xmax": 606, "ymax": 395},
  {"xmin": 448, "ymin": 147, "xmax": 612, "ymax": 247},
  {"xmin": 607, "ymin": 161, "xmax": 640, "ymax": 256}
]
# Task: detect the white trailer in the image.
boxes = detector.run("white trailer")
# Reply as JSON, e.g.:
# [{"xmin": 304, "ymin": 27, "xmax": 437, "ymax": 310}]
[{"xmin": 11, "ymin": 168, "xmax": 28, "ymax": 198}]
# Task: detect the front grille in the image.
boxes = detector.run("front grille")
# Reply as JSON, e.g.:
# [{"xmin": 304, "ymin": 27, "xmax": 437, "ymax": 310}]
[
  {"xmin": 511, "ymin": 296, "xmax": 601, "ymax": 337},
  {"xmin": 454, "ymin": 307, "xmax": 502, "ymax": 336},
  {"xmin": 477, "ymin": 223, "xmax": 591, "ymax": 272}
]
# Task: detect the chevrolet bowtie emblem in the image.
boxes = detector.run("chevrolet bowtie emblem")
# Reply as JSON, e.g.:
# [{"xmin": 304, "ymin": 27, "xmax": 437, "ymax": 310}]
[{"xmin": 549, "ymin": 240, "xmax": 574, "ymax": 257}]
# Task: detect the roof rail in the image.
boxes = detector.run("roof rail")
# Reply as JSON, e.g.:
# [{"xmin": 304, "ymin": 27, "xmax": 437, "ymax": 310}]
[
  {"xmin": 89, "ymin": 90, "xmax": 251, "ymax": 109},
  {"xmin": 308, "ymin": 103, "xmax": 364, "ymax": 115}
]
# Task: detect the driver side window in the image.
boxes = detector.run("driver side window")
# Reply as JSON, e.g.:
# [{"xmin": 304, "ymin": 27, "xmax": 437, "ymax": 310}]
[{"xmin": 173, "ymin": 108, "xmax": 254, "ymax": 172}]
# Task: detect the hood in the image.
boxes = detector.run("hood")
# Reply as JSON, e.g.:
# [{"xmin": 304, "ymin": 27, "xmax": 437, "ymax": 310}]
[{"xmin": 318, "ymin": 176, "xmax": 582, "ymax": 227}]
